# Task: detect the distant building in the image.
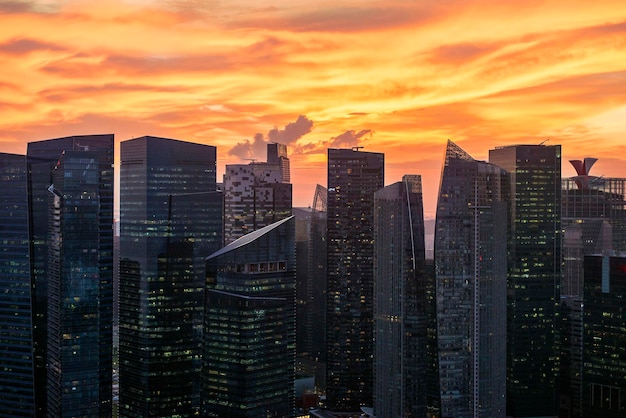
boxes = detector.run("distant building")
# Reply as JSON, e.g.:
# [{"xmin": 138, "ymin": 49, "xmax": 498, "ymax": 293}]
[
  {"xmin": 435, "ymin": 140, "xmax": 507, "ymax": 417},
  {"xmin": 490, "ymin": 143, "xmax": 561, "ymax": 417},
  {"xmin": 202, "ymin": 216, "xmax": 296, "ymax": 417},
  {"xmin": 562, "ymin": 159, "xmax": 626, "ymax": 297},
  {"xmin": 325, "ymin": 148, "xmax": 384, "ymax": 412},
  {"xmin": 307, "ymin": 185, "xmax": 328, "ymax": 364},
  {"xmin": 223, "ymin": 143, "xmax": 292, "ymax": 244},
  {"xmin": 118, "ymin": 136, "xmax": 222, "ymax": 417},
  {"xmin": 0, "ymin": 153, "xmax": 34, "ymax": 417},
  {"xmin": 28, "ymin": 135, "xmax": 114, "ymax": 417},
  {"xmin": 560, "ymin": 158, "xmax": 626, "ymax": 417},
  {"xmin": 374, "ymin": 175, "xmax": 429, "ymax": 417},
  {"xmin": 267, "ymin": 142, "xmax": 291, "ymax": 183},
  {"xmin": 582, "ymin": 254, "xmax": 626, "ymax": 417}
]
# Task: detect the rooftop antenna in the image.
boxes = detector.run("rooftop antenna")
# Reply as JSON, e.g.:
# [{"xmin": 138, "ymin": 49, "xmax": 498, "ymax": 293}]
[
  {"xmin": 244, "ymin": 158, "xmax": 257, "ymax": 164},
  {"xmin": 538, "ymin": 138, "xmax": 550, "ymax": 145},
  {"xmin": 352, "ymin": 146, "xmax": 364, "ymax": 151}
]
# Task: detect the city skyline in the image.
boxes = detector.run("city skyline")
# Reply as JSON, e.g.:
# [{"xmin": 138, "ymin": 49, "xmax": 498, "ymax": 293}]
[{"xmin": 2, "ymin": 0, "xmax": 626, "ymax": 216}]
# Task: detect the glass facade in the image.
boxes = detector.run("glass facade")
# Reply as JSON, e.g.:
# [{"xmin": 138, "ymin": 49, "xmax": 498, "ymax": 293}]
[
  {"xmin": 223, "ymin": 160, "xmax": 292, "ymax": 244},
  {"xmin": 202, "ymin": 216, "xmax": 296, "ymax": 417},
  {"xmin": 307, "ymin": 184, "xmax": 327, "ymax": 362},
  {"xmin": 326, "ymin": 148, "xmax": 384, "ymax": 411},
  {"xmin": 489, "ymin": 144, "xmax": 561, "ymax": 417},
  {"xmin": 562, "ymin": 176, "xmax": 626, "ymax": 297},
  {"xmin": 119, "ymin": 136, "xmax": 222, "ymax": 417},
  {"xmin": 560, "ymin": 173, "xmax": 626, "ymax": 417},
  {"xmin": 582, "ymin": 254, "xmax": 626, "ymax": 417},
  {"xmin": 435, "ymin": 140, "xmax": 507, "ymax": 417},
  {"xmin": 373, "ymin": 175, "xmax": 429, "ymax": 417},
  {"xmin": 27, "ymin": 135, "xmax": 114, "ymax": 417},
  {"xmin": 0, "ymin": 153, "xmax": 34, "ymax": 417}
]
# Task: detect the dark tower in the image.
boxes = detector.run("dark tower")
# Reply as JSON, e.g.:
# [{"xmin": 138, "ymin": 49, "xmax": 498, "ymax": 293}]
[
  {"xmin": 119, "ymin": 136, "xmax": 222, "ymax": 417},
  {"xmin": 489, "ymin": 144, "xmax": 561, "ymax": 417},
  {"xmin": 28, "ymin": 134, "xmax": 114, "ymax": 417},
  {"xmin": 374, "ymin": 175, "xmax": 429, "ymax": 417},
  {"xmin": 202, "ymin": 216, "xmax": 296, "ymax": 417},
  {"xmin": 436, "ymin": 141, "xmax": 507, "ymax": 417},
  {"xmin": 0, "ymin": 153, "xmax": 34, "ymax": 417},
  {"xmin": 325, "ymin": 148, "xmax": 384, "ymax": 411}
]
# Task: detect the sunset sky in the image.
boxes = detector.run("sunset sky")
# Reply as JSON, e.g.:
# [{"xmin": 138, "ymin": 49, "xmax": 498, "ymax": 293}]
[{"xmin": 1, "ymin": 0, "xmax": 626, "ymax": 217}]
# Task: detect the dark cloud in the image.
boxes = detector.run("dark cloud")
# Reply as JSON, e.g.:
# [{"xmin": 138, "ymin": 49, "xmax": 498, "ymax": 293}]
[
  {"xmin": 0, "ymin": 1, "xmax": 59, "ymax": 13},
  {"xmin": 0, "ymin": 1, "xmax": 33, "ymax": 13},
  {"xmin": 228, "ymin": 133, "xmax": 267, "ymax": 160},
  {"xmin": 234, "ymin": 3, "xmax": 439, "ymax": 33},
  {"xmin": 329, "ymin": 129, "xmax": 372, "ymax": 148},
  {"xmin": 228, "ymin": 115, "xmax": 314, "ymax": 160},
  {"xmin": 0, "ymin": 38, "xmax": 66, "ymax": 55},
  {"xmin": 39, "ymin": 82, "xmax": 190, "ymax": 102},
  {"xmin": 430, "ymin": 42, "xmax": 496, "ymax": 66},
  {"xmin": 268, "ymin": 115, "xmax": 313, "ymax": 144}
]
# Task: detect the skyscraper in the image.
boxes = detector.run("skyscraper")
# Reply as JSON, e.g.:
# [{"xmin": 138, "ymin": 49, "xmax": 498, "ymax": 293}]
[
  {"xmin": 560, "ymin": 159, "xmax": 626, "ymax": 417},
  {"xmin": 582, "ymin": 254, "xmax": 626, "ymax": 417},
  {"xmin": 223, "ymin": 143, "xmax": 292, "ymax": 244},
  {"xmin": 326, "ymin": 147, "xmax": 384, "ymax": 411},
  {"xmin": 373, "ymin": 175, "xmax": 428, "ymax": 417},
  {"xmin": 562, "ymin": 159, "xmax": 626, "ymax": 296},
  {"xmin": 489, "ymin": 143, "xmax": 561, "ymax": 417},
  {"xmin": 435, "ymin": 140, "xmax": 507, "ymax": 417},
  {"xmin": 0, "ymin": 153, "xmax": 34, "ymax": 417},
  {"xmin": 119, "ymin": 136, "xmax": 222, "ymax": 417},
  {"xmin": 202, "ymin": 216, "xmax": 296, "ymax": 417},
  {"xmin": 267, "ymin": 142, "xmax": 291, "ymax": 183},
  {"xmin": 28, "ymin": 134, "xmax": 114, "ymax": 417},
  {"xmin": 307, "ymin": 184, "xmax": 327, "ymax": 363}
]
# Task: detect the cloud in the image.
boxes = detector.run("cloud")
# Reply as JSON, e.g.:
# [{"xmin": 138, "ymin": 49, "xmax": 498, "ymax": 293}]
[
  {"xmin": 0, "ymin": 1, "xmax": 34, "ymax": 13},
  {"xmin": 233, "ymin": 2, "xmax": 439, "ymax": 33},
  {"xmin": 228, "ymin": 132, "xmax": 266, "ymax": 160},
  {"xmin": 268, "ymin": 115, "xmax": 313, "ymax": 144},
  {"xmin": 329, "ymin": 129, "xmax": 372, "ymax": 148},
  {"xmin": 228, "ymin": 115, "xmax": 314, "ymax": 160},
  {"xmin": 0, "ymin": 38, "xmax": 66, "ymax": 55}
]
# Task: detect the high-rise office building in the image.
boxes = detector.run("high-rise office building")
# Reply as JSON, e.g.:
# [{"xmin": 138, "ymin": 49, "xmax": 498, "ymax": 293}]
[
  {"xmin": 489, "ymin": 143, "xmax": 561, "ymax": 417},
  {"xmin": 223, "ymin": 143, "xmax": 292, "ymax": 244},
  {"xmin": 326, "ymin": 148, "xmax": 384, "ymax": 411},
  {"xmin": 119, "ymin": 136, "xmax": 222, "ymax": 417},
  {"xmin": 582, "ymin": 254, "xmax": 626, "ymax": 417},
  {"xmin": 562, "ymin": 158, "xmax": 626, "ymax": 296},
  {"xmin": 0, "ymin": 153, "xmax": 34, "ymax": 417},
  {"xmin": 435, "ymin": 140, "xmax": 507, "ymax": 417},
  {"xmin": 373, "ymin": 175, "xmax": 429, "ymax": 417},
  {"xmin": 307, "ymin": 184, "xmax": 327, "ymax": 363},
  {"xmin": 202, "ymin": 216, "xmax": 296, "ymax": 417},
  {"xmin": 27, "ymin": 135, "xmax": 114, "ymax": 417},
  {"xmin": 560, "ymin": 158, "xmax": 626, "ymax": 417},
  {"xmin": 267, "ymin": 142, "xmax": 290, "ymax": 183}
]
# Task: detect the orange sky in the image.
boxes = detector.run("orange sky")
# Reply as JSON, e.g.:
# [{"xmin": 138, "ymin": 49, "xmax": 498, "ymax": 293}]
[{"xmin": 1, "ymin": 0, "xmax": 626, "ymax": 217}]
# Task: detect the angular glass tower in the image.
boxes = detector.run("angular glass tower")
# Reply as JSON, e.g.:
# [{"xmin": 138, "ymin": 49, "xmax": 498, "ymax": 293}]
[
  {"xmin": 202, "ymin": 216, "xmax": 296, "ymax": 417},
  {"xmin": 374, "ymin": 175, "xmax": 428, "ymax": 417},
  {"xmin": 326, "ymin": 148, "xmax": 384, "ymax": 411},
  {"xmin": 435, "ymin": 140, "xmax": 507, "ymax": 418},
  {"xmin": 489, "ymin": 144, "xmax": 561, "ymax": 417},
  {"xmin": 119, "ymin": 136, "xmax": 222, "ymax": 417},
  {"xmin": 582, "ymin": 254, "xmax": 626, "ymax": 417},
  {"xmin": 307, "ymin": 184, "xmax": 327, "ymax": 362},
  {"xmin": 28, "ymin": 134, "xmax": 114, "ymax": 417},
  {"xmin": 0, "ymin": 153, "xmax": 34, "ymax": 417}
]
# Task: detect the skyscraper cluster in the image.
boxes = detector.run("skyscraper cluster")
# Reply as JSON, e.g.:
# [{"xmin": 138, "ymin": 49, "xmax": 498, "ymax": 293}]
[{"xmin": 1, "ymin": 133, "xmax": 625, "ymax": 418}]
